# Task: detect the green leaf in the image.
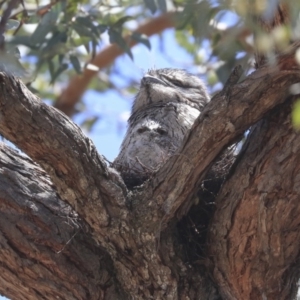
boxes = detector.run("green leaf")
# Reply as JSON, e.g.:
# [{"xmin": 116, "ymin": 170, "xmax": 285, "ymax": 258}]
[
  {"xmin": 131, "ymin": 32, "xmax": 151, "ymax": 50},
  {"xmin": 72, "ymin": 23, "xmax": 95, "ymax": 39},
  {"xmin": 91, "ymin": 39, "xmax": 97, "ymax": 58},
  {"xmin": 108, "ymin": 28, "xmax": 121, "ymax": 44},
  {"xmin": 10, "ymin": 36, "xmax": 34, "ymax": 48},
  {"xmin": 144, "ymin": 0, "xmax": 157, "ymax": 14},
  {"xmin": 31, "ymin": 4, "xmax": 61, "ymax": 44},
  {"xmin": 292, "ymin": 99, "xmax": 300, "ymax": 130},
  {"xmin": 50, "ymin": 63, "xmax": 68, "ymax": 84},
  {"xmin": 113, "ymin": 16, "xmax": 133, "ymax": 28},
  {"xmin": 76, "ymin": 16, "xmax": 102, "ymax": 36},
  {"xmin": 108, "ymin": 29, "xmax": 133, "ymax": 60},
  {"xmin": 45, "ymin": 31, "xmax": 68, "ymax": 50},
  {"xmin": 70, "ymin": 55, "xmax": 81, "ymax": 74},
  {"xmin": 97, "ymin": 24, "xmax": 107, "ymax": 33},
  {"xmin": 66, "ymin": 0, "xmax": 80, "ymax": 15},
  {"xmin": 24, "ymin": 15, "xmax": 40, "ymax": 24},
  {"xmin": 70, "ymin": 36, "xmax": 90, "ymax": 47}
]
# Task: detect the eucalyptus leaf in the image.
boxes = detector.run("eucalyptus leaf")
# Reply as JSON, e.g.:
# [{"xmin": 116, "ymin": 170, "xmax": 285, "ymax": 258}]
[
  {"xmin": 9, "ymin": 36, "xmax": 34, "ymax": 48},
  {"xmin": 76, "ymin": 16, "xmax": 102, "ymax": 36},
  {"xmin": 50, "ymin": 63, "xmax": 68, "ymax": 84},
  {"xmin": 70, "ymin": 37, "xmax": 91, "ymax": 47},
  {"xmin": 45, "ymin": 31, "xmax": 68, "ymax": 50},
  {"xmin": 97, "ymin": 24, "xmax": 107, "ymax": 33},
  {"xmin": 131, "ymin": 32, "xmax": 151, "ymax": 50},
  {"xmin": 24, "ymin": 15, "xmax": 40, "ymax": 24},
  {"xmin": 113, "ymin": 16, "xmax": 133, "ymax": 28},
  {"xmin": 31, "ymin": 6, "xmax": 60, "ymax": 44},
  {"xmin": 73, "ymin": 23, "xmax": 95, "ymax": 39},
  {"xmin": 70, "ymin": 55, "xmax": 82, "ymax": 74},
  {"xmin": 91, "ymin": 39, "xmax": 97, "ymax": 58},
  {"xmin": 108, "ymin": 29, "xmax": 133, "ymax": 60}
]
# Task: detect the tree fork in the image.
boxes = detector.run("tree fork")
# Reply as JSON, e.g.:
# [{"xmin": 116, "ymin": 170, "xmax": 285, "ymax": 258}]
[{"xmin": 0, "ymin": 43, "xmax": 299, "ymax": 298}]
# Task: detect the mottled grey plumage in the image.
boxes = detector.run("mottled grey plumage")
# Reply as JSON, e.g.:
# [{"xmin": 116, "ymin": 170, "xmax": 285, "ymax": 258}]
[{"xmin": 113, "ymin": 68, "xmax": 210, "ymax": 188}]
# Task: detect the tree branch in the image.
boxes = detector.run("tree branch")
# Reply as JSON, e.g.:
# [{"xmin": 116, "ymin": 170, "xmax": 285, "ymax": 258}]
[
  {"xmin": 0, "ymin": 143, "xmax": 121, "ymax": 300},
  {"xmin": 0, "ymin": 71, "xmax": 221, "ymax": 299},
  {"xmin": 209, "ymin": 101, "xmax": 300, "ymax": 299},
  {"xmin": 135, "ymin": 43, "xmax": 300, "ymax": 230},
  {"xmin": 0, "ymin": 73, "xmax": 127, "ymax": 234}
]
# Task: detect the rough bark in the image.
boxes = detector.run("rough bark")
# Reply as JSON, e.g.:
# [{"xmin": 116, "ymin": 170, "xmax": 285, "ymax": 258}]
[
  {"xmin": 209, "ymin": 102, "xmax": 300, "ymax": 300},
  {"xmin": 0, "ymin": 145, "xmax": 121, "ymax": 299},
  {"xmin": 0, "ymin": 42, "xmax": 299, "ymax": 298},
  {"xmin": 136, "ymin": 46, "xmax": 300, "ymax": 227}
]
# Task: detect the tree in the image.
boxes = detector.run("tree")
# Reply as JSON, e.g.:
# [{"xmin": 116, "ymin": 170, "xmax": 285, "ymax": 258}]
[{"xmin": 0, "ymin": 0, "xmax": 299, "ymax": 299}]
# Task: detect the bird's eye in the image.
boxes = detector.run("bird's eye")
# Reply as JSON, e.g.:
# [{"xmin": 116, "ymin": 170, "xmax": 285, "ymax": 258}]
[
  {"xmin": 170, "ymin": 78, "xmax": 186, "ymax": 88},
  {"xmin": 137, "ymin": 127, "xmax": 148, "ymax": 134},
  {"xmin": 155, "ymin": 128, "xmax": 167, "ymax": 135}
]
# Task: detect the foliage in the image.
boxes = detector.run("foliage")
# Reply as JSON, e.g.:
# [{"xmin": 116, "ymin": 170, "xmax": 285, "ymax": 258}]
[{"xmin": 0, "ymin": 0, "xmax": 300, "ymax": 125}]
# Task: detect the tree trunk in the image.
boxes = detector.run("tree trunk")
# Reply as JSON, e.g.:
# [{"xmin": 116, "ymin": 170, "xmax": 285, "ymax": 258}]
[
  {"xmin": 0, "ymin": 43, "xmax": 299, "ymax": 299},
  {"xmin": 209, "ymin": 102, "xmax": 300, "ymax": 299}
]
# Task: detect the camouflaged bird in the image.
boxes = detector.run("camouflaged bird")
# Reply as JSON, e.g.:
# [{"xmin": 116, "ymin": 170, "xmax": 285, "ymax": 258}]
[{"xmin": 113, "ymin": 68, "xmax": 210, "ymax": 188}]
